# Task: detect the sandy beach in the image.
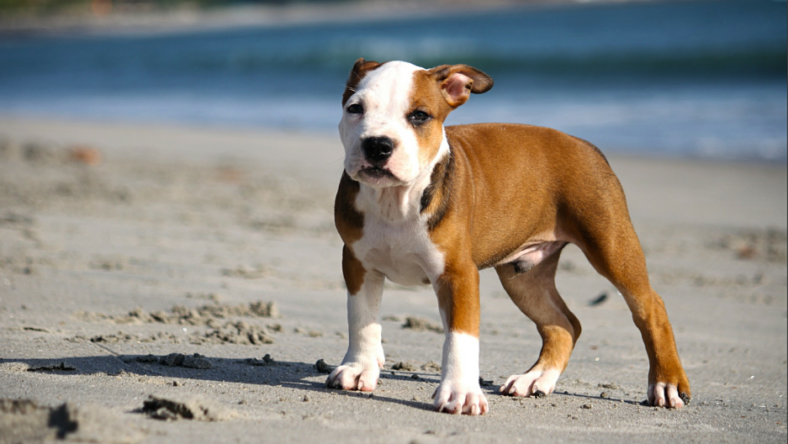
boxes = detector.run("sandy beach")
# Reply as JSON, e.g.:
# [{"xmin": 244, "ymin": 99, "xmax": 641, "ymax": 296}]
[{"xmin": 0, "ymin": 115, "xmax": 785, "ymax": 443}]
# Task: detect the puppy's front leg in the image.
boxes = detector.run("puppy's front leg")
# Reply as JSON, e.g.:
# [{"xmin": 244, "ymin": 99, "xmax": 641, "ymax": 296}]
[
  {"xmin": 432, "ymin": 264, "xmax": 488, "ymax": 416},
  {"xmin": 327, "ymin": 246, "xmax": 385, "ymax": 392}
]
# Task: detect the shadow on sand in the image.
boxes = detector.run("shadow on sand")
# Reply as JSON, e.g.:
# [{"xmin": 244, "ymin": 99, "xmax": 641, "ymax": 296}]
[{"xmin": 2, "ymin": 351, "xmax": 646, "ymax": 416}]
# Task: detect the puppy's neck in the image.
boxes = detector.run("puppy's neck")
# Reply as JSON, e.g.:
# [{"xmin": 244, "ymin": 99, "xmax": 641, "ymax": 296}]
[{"xmin": 356, "ymin": 135, "xmax": 450, "ymax": 224}]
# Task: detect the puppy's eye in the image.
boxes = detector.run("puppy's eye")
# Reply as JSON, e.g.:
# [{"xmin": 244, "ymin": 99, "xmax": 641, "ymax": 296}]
[
  {"xmin": 409, "ymin": 110, "xmax": 431, "ymax": 125},
  {"xmin": 347, "ymin": 104, "xmax": 363, "ymax": 114}
]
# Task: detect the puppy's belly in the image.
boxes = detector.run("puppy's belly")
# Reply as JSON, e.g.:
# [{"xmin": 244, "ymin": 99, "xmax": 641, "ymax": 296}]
[{"xmin": 497, "ymin": 241, "xmax": 567, "ymax": 273}]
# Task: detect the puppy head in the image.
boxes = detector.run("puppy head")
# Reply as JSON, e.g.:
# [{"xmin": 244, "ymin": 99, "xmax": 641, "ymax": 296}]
[{"xmin": 338, "ymin": 59, "xmax": 493, "ymax": 188}]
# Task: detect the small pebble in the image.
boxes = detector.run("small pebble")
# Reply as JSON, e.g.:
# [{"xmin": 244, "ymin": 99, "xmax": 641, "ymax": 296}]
[{"xmin": 315, "ymin": 359, "xmax": 333, "ymax": 374}]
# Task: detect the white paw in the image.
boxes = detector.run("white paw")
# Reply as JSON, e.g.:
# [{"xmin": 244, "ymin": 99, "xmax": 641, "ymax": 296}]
[
  {"xmin": 326, "ymin": 359, "xmax": 383, "ymax": 392},
  {"xmin": 432, "ymin": 379, "xmax": 489, "ymax": 416},
  {"xmin": 326, "ymin": 360, "xmax": 381, "ymax": 392},
  {"xmin": 648, "ymin": 382, "xmax": 685, "ymax": 409},
  {"xmin": 499, "ymin": 368, "xmax": 560, "ymax": 398}
]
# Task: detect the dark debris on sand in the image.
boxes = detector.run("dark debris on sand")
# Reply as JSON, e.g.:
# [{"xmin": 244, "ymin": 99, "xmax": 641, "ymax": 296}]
[
  {"xmin": 72, "ymin": 301, "xmax": 279, "ymax": 345},
  {"xmin": 141, "ymin": 395, "xmax": 232, "ymax": 422},
  {"xmin": 401, "ymin": 316, "xmax": 444, "ymax": 334}
]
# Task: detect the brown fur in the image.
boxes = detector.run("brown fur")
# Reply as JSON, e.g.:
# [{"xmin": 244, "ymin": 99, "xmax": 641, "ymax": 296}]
[
  {"xmin": 335, "ymin": 172, "xmax": 365, "ymax": 295},
  {"xmin": 419, "ymin": 150, "xmax": 454, "ymax": 230},
  {"xmin": 495, "ymin": 246, "xmax": 580, "ymax": 376},
  {"xmin": 334, "ymin": 59, "xmax": 690, "ymax": 407},
  {"xmin": 342, "ymin": 58, "xmax": 384, "ymax": 106},
  {"xmin": 408, "ymin": 69, "xmax": 454, "ymax": 167},
  {"xmin": 426, "ymin": 123, "xmax": 690, "ymax": 402}
]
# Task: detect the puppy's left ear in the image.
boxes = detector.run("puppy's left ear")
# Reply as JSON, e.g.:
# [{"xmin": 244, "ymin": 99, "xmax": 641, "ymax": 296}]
[
  {"xmin": 429, "ymin": 64, "xmax": 494, "ymax": 108},
  {"xmin": 343, "ymin": 58, "xmax": 382, "ymax": 105}
]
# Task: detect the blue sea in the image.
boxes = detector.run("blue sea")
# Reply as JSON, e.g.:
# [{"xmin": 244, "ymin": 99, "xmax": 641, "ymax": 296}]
[{"xmin": 0, "ymin": 0, "xmax": 785, "ymax": 161}]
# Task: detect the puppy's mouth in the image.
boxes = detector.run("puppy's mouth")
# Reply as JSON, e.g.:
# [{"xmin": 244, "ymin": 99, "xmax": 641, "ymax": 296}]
[{"xmin": 359, "ymin": 166, "xmax": 396, "ymax": 179}]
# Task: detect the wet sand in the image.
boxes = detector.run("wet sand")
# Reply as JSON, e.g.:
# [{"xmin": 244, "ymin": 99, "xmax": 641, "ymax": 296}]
[{"xmin": 0, "ymin": 116, "xmax": 785, "ymax": 443}]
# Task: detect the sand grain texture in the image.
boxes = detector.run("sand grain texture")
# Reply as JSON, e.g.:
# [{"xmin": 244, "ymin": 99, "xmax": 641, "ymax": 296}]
[{"xmin": 0, "ymin": 117, "xmax": 785, "ymax": 443}]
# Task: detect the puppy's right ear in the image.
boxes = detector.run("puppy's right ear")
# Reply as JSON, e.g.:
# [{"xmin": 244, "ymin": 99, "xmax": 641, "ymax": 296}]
[{"xmin": 343, "ymin": 58, "xmax": 381, "ymax": 105}]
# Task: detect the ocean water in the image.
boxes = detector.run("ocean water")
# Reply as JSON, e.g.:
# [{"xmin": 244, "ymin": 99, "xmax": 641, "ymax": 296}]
[{"xmin": 0, "ymin": 0, "xmax": 785, "ymax": 161}]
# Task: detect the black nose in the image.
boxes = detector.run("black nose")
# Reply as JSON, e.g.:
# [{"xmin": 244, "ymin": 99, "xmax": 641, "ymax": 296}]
[{"xmin": 362, "ymin": 136, "xmax": 394, "ymax": 166}]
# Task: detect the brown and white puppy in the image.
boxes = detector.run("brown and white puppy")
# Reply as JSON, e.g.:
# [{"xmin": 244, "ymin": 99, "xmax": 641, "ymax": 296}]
[{"xmin": 328, "ymin": 58, "xmax": 691, "ymax": 416}]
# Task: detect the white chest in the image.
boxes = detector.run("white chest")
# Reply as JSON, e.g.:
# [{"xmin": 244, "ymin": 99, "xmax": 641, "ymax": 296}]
[{"xmin": 352, "ymin": 213, "xmax": 445, "ymax": 287}]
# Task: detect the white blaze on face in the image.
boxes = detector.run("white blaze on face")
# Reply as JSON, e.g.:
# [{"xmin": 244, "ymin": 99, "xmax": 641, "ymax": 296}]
[{"xmin": 339, "ymin": 61, "xmax": 425, "ymax": 186}]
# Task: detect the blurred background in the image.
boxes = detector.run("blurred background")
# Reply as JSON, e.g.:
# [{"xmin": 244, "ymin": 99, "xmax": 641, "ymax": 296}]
[{"xmin": 0, "ymin": 0, "xmax": 785, "ymax": 161}]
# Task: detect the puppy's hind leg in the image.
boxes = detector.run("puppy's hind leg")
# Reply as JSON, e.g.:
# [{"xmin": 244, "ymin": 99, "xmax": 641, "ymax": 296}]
[
  {"xmin": 496, "ymin": 248, "xmax": 581, "ymax": 398},
  {"xmin": 578, "ymin": 222, "xmax": 691, "ymax": 409}
]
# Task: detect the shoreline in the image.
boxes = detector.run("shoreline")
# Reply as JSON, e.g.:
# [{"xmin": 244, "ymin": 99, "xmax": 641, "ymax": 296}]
[
  {"xmin": 0, "ymin": 114, "xmax": 788, "ymax": 230},
  {"xmin": 1, "ymin": 113, "xmax": 785, "ymax": 167},
  {"xmin": 1, "ymin": 115, "xmax": 785, "ymax": 232}
]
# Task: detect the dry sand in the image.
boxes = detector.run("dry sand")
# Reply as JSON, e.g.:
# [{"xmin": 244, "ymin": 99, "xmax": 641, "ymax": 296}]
[{"xmin": 0, "ymin": 116, "xmax": 785, "ymax": 443}]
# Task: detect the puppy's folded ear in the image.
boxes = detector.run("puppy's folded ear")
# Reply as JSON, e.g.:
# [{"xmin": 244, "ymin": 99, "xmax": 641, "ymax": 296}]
[
  {"xmin": 343, "ymin": 58, "xmax": 382, "ymax": 105},
  {"xmin": 429, "ymin": 64, "xmax": 494, "ymax": 108}
]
